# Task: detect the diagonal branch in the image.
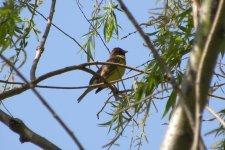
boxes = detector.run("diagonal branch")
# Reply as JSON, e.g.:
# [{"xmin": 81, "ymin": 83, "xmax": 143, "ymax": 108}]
[
  {"xmin": 0, "ymin": 54, "xmax": 84, "ymax": 150},
  {"xmin": 206, "ymin": 106, "xmax": 225, "ymax": 128},
  {"xmin": 0, "ymin": 109, "xmax": 61, "ymax": 150},
  {"xmin": 30, "ymin": 0, "xmax": 56, "ymax": 81}
]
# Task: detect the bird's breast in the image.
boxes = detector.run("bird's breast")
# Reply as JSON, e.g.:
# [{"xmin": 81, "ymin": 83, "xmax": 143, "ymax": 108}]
[{"xmin": 106, "ymin": 59, "xmax": 126, "ymax": 81}]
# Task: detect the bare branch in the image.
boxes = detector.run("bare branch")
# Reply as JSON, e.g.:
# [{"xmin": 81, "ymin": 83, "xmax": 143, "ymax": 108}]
[
  {"xmin": 206, "ymin": 106, "xmax": 225, "ymax": 128},
  {"xmin": 0, "ymin": 109, "xmax": 61, "ymax": 150},
  {"xmin": 102, "ymin": 119, "xmax": 130, "ymax": 148},
  {"xmin": 30, "ymin": 0, "xmax": 56, "ymax": 81},
  {"xmin": 96, "ymin": 95, "xmax": 113, "ymax": 119},
  {"xmin": 209, "ymin": 94, "xmax": 225, "ymax": 101},
  {"xmin": 0, "ymin": 62, "xmax": 146, "ymax": 101},
  {"xmin": 0, "ymin": 72, "xmax": 142, "ymax": 90}
]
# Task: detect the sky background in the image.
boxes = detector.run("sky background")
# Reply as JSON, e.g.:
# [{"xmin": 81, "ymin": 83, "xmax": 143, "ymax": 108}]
[{"xmin": 0, "ymin": 0, "xmax": 224, "ymax": 150}]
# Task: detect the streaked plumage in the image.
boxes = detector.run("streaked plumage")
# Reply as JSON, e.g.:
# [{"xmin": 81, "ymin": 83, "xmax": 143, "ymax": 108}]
[{"xmin": 77, "ymin": 47, "xmax": 127, "ymax": 103}]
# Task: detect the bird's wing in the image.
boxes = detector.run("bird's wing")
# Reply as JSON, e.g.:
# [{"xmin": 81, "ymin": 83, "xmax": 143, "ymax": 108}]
[
  {"xmin": 89, "ymin": 66, "xmax": 103, "ymax": 85},
  {"xmin": 99, "ymin": 57, "xmax": 123, "ymax": 79}
]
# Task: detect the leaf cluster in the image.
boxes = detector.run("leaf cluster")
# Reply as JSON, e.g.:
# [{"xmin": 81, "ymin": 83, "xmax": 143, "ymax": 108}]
[{"xmin": 81, "ymin": 0, "xmax": 120, "ymax": 62}]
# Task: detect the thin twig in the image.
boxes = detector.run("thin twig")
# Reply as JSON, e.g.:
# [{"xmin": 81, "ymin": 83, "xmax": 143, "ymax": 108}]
[
  {"xmin": 96, "ymin": 95, "xmax": 113, "ymax": 119},
  {"xmin": 115, "ymin": 87, "xmax": 173, "ymax": 115},
  {"xmin": 137, "ymin": 100, "xmax": 150, "ymax": 150},
  {"xmin": 102, "ymin": 119, "xmax": 130, "ymax": 148},
  {"xmin": 209, "ymin": 94, "xmax": 225, "ymax": 101},
  {"xmin": 206, "ymin": 106, "xmax": 225, "ymax": 128}
]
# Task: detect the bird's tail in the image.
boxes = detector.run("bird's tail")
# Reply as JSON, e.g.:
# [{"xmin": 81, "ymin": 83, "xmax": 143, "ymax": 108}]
[{"xmin": 77, "ymin": 88, "xmax": 93, "ymax": 103}]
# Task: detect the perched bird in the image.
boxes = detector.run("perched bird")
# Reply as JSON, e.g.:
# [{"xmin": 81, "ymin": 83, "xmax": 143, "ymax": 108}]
[{"xmin": 77, "ymin": 47, "xmax": 128, "ymax": 103}]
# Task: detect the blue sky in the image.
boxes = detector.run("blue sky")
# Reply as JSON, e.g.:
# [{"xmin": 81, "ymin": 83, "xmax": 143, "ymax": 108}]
[{"xmin": 0, "ymin": 0, "xmax": 224, "ymax": 150}]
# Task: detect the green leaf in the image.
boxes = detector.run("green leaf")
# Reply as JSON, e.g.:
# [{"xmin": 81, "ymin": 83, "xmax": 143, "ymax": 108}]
[
  {"xmin": 89, "ymin": 15, "xmax": 103, "ymax": 21},
  {"xmin": 106, "ymin": 14, "xmax": 114, "ymax": 42},
  {"xmin": 162, "ymin": 90, "xmax": 177, "ymax": 118},
  {"xmin": 178, "ymin": 25, "xmax": 187, "ymax": 32},
  {"xmin": 147, "ymin": 31, "xmax": 159, "ymax": 36},
  {"xmin": 103, "ymin": 16, "xmax": 108, "ymax": 41},
  {"xmin": 135, "ymin": 82, "xmax": 145, "ymax": 101}
]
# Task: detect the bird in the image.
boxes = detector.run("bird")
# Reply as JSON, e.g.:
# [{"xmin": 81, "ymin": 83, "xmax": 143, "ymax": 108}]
[{"xmin": 77, "ymin": 47, "xmax": 128, "ymax": 103}]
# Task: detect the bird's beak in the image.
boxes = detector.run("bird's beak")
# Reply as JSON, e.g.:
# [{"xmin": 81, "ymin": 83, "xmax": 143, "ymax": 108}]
[{"xmin": 123, "ymin": 50, "xmax": 128, "ymax": 53}]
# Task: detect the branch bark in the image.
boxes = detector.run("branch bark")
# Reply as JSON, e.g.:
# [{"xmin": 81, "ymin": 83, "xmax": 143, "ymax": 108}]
[
  {"xmin": 0, "ymin": 109, "xmax": 61, "ymax": 150},
  {"xmin": 30, "ymin": 0, "xmax": 56, "ymax": 81}
]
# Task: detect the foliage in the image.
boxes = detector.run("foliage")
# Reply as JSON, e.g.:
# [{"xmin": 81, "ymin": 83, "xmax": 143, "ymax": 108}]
[{"xmin": 81, "ymin": 0, "xmax": 120, "ymax": 62}]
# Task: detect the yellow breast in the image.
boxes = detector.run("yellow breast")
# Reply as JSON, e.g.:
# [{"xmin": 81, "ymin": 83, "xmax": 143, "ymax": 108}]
[{"xmin": 106, "ymin": 55, "xmax": 126, "ymax": 82}]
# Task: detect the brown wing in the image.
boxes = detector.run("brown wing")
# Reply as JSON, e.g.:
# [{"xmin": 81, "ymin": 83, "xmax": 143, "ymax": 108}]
[
  {"xmin": 98, "ymin": 57, "xmax": 124, "ymax": 81},
  {"xmin": 89, "ymin": 57, "xmax": 123, "ymax": 84}
]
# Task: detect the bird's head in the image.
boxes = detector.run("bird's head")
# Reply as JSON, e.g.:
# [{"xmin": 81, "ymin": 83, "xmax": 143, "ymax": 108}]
[{"xmin": 110, "ymin": 47, "xmax": 128, "ymax": 57}]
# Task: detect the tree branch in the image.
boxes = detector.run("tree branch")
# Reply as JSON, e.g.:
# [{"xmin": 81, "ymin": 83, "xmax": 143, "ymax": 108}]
[
  {"xmin": 206, "ymin": 106, "xmax": 225, "ymax": 128},
  {"xmin": 0, "ymin": 62, "xmax": 146, "ymax": 101},
  {"xmin": 30, "ymin": 0, "xmax": 55, "ymax": 81},
  {"xmin": 194, "ymin": 0, "xmax": 225, "ymax": 149},
  {"xmin": 0, "ymin": 109, "xmax": 61, "ymax": 150},
  {"xmin": 0, "ymin": 72, "xmax": 142, "ymax": 90}
]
